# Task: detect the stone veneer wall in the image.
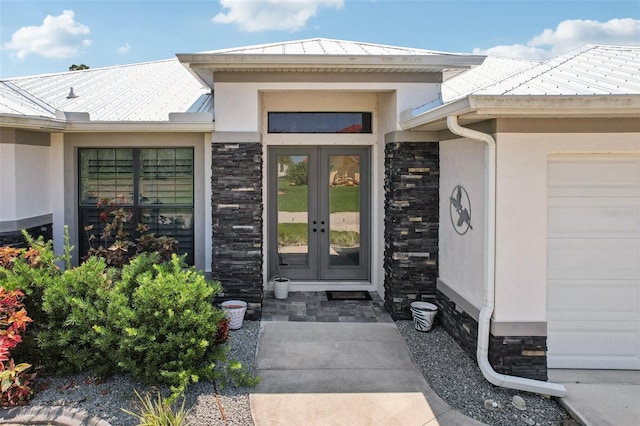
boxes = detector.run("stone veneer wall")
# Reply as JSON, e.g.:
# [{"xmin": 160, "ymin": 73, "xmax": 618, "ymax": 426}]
[
  {"xmin": 0, "ymin": 224, "xmax": 53, "ymax": 248},
  {"xmin": 211, "ymin": 143, "xmax": 263, "ymax": 320},
  {"xmin": 384, "ymin": 141, "xmax": 439, "ymax": 319},
  {"xmin": 437, "ymin": 289, "xmax": 549, "ymax": 381}
]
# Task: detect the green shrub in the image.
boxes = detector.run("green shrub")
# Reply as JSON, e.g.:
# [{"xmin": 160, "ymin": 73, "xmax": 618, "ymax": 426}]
[
  {"xmin": 1, "ymin": 232, "xmax": 259, "ymax": 401},
  {"xmin": 37, "ymin": 256, "xmax": 116, "ymax": 376},
  {"xmin": 111, "ymin": 254, "xmax": 228, "ymax": 398}
]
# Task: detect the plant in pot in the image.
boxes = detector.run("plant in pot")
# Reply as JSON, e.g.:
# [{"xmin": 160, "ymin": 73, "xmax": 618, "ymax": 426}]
[{"xmin": 271, "ymin": 251, "xmax": 290, "ymax": 300}]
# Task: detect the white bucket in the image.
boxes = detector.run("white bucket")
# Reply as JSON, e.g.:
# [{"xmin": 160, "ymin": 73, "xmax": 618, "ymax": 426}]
[
  {"xmin": 273, "ymin": 277, "xmax": 290, "ymax": 300},
  {"xmin": 410, "ymin": 301, "xmax": 438, "ymax": 332},
  {"xmin": 221, "ymin": 300, "xmax": 248, "ymax": 330}
]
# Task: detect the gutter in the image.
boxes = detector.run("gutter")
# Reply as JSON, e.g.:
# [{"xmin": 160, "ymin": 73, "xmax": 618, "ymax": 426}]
[{"xmin": 446, "ymin": 115, "xmax": 566, "ymax": 398}]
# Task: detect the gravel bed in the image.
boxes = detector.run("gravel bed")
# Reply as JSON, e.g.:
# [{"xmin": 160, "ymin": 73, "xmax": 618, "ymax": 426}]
[
  {"xmin": 396, "ymin": 321, "xmax": 576, "ymax": 426},
  {"xmin": 23, "ymin": 321, "xmax": 259, "ymax": 426},
  {"xmin": 19, "ymin": 320, "xmax": 575, "ymax": 425}
]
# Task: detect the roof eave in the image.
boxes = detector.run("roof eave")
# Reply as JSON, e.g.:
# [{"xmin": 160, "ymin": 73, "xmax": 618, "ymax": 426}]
[
  {"xmin": 65, "ymin": 120, "xmax": 215, "ymax": 133},
  {"xmin": 0, "ymin": 114, "xmax": 215, "ymax": 133},
  {"xmin": 401, "ymin": 94, "xmax": 640, "ymax": 131},
  {"xmin": 0, "ymin": 114, "xmax": 66, "ymax": 131},
  {"xmin": 177, "ymin": 53, "xmax": 486, "ymax": 88},
  {"xmin": 177, "ymin": 53, "xmax": 485, "ymax": 68}
]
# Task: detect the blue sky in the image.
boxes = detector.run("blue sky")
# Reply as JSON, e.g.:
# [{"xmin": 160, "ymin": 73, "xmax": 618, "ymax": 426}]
[{"xmin": 1, "ymin": 0, "xmax": 639, "ymax": 78}]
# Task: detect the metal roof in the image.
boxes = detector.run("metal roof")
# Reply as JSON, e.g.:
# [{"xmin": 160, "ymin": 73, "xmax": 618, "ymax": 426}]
[
  {"xmin": 177, "ymin": 38, "xmax": 486, "ymax": 88},
  {"xmin": 2, "ymin": 59, "xmax": 211, "ymax": 122},
  {"xmin": 475, "ymin": 44, "xmax": 640, "ymax": 96},
  {"xmin": 0, "ymin": 81, "xmax": 58, "ymax": 119},
  {"xmin": 199, "ymin": 38, "xmax": 461, "ymax": 56},
  {"xmin": 3, "ymin": 41, "xmax": 638, "ymax": 130},
  {"xmin": 401, "ymin": 44, "xmax": 640, "ymax": 131},
  {"xmin": 442, "ymin": 56, "xmax": 542, "ymax": 101}
]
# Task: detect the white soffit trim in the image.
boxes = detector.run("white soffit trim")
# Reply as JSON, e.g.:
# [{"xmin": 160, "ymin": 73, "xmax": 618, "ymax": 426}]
[
  {"xmin": 0, "ymin": 114, "xmax": 66, "ymax": 130},
  {"xmin": 401, "ymin": 94, "xmax": 640, "ymax": 131},
  {"xmin": 64, "ymin": 120, "xmax": 215, "ymax": 133}
]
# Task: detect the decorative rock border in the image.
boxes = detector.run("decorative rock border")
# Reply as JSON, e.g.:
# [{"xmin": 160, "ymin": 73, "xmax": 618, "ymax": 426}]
[{"xmin": 0, "ymin": 406, "xmax": 110, "ymax": 426}]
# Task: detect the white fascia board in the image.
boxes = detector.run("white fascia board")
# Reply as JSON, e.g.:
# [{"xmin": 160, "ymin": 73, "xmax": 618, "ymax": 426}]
[
  {"xmin": 469, "ymin": 94, "xmax": 640, "ymax": 117},
  {"xmin": 177, "ymin": 53, "xmax": 485, "ymax": 69},
  {"xmin": 65, "ymin": 121, "xmax": 214, "ymax": 133},
  {"xmin": 401, "ymin": 94, "xmax": 640, "ymax": 130},
  {"xmin": 400, "ymin": 98, "xmax": 472, "ymax": 130},
  {"xmin": 0, "ymin": 114, "xmax": 66, "ymax": 131},
  {"xmin": 177, "ymin": 53, "xmax": 485, "ymax": 88}
]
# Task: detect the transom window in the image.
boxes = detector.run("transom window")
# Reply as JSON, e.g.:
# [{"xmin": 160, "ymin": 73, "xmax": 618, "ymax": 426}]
[
  {"xmin": 268, "ymin": 112, "xmax": 372, "ymax": 133},
  {"xmin": 78, "ymin": 148, "xmax": 194, "ymax": 264}
]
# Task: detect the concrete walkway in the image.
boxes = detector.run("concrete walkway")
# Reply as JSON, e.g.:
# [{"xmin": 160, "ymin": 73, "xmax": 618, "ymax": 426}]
[
  {"xmin": 548, "ymin": 369, "xmax": 640, "ymax": 426},
  {"xmin": 249, "ymin": 321, "xmax": 484, "ymax": 426}
]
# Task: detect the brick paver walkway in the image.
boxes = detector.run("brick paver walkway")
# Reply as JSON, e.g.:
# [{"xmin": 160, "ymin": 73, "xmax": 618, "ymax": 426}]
[{"xmin": 261, "ymin": 291, "xmax": 393, "ymax": 323}]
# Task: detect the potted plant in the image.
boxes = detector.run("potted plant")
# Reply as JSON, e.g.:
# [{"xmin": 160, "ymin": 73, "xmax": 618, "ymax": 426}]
[{"xmin": 271, "ymin": 251, "xmax": 290, "ymax": 300}]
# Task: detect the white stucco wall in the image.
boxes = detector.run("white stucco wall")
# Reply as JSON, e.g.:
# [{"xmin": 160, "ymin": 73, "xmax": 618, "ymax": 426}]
[
  {"xmin": 0, "ymin": 143, "xmax": 17, "ymax": 221},
  {"xmin": 214, "ymin": 81, "xmax": 438, "ymax": 132},
  {"xmin": 15, "ymin": 143, "xmax": 51, "ymax": 219},
  {"xmin": 0, "ymin": 142, "xmax": 51, "ymax": 222},
  {"xmin": 439, "ymin": 124, "xmax": 640, "ymax": 326},
  {"xmin": 439, "ymin": 138, "xmax": 487, "ymax": 310},
  {"xmin": 494, "ymin": 130, "xmax": 640, "ymax": 322}
]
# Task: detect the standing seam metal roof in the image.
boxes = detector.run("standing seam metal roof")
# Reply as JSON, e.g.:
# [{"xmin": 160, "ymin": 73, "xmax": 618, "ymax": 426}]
[
  {"xmin": 2, "ymin": 59, "xmax": 211, "ymax": 122},
  {"xmin": 198, "ymin": 38, "xmax": 464, "ymax": 57},
  {"xmin": 475, "ymin": 45, "xmax": 640, "ymax": 96}
]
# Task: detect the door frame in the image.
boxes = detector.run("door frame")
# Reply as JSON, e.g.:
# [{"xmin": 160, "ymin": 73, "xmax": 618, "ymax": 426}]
[{"xmin": 267, "ymin": 146, "xmax": 371, "ymax": 282}]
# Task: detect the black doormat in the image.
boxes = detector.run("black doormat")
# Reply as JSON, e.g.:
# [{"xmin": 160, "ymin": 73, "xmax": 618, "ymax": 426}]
[{"xmin": 326, "ymin": 290, "xmax": 372, "ymax": 301}]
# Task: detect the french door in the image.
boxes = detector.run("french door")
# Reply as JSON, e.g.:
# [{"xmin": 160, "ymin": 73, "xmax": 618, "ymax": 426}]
[{"xmin": 268, "ymin": 147, "xmax": 370, "ymax": 281}]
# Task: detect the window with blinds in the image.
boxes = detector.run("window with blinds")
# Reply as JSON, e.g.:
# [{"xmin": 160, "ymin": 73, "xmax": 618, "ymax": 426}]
[{"xmin": 79, "ymin": 148, "xmax": 194, "ymax": 264}]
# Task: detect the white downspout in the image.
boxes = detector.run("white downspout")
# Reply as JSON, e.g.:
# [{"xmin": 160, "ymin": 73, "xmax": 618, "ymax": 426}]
[{"xmin": 446, "ymin": 116, "xmax": 566, "ymax": 398}]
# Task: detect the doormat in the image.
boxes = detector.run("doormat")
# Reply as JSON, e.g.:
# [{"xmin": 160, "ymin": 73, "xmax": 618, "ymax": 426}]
[{"xmin": 326, "ymin": 291, "xmax": 372, "ymax": 301}]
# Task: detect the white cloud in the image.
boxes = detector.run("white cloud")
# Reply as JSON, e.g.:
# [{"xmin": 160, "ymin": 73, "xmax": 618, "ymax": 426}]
[
  {"xmin": 213, "ymin": 0, "xmax": 344, "ymax": 32},
  {"xmin": 3, "ymin": 10, "xmax": 91, "ymax": 60},
  {"xmin": 117, "ymin": 42, "xmax": 130, "ymax": 54},
  {"xmin": 473, "ymin": 18, "xmax": 640, "ymax": 60}
]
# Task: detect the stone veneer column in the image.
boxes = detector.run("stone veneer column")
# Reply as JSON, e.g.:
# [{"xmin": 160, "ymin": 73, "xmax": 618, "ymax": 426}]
[
  {"xmin": 211, "ymin": 141, "xmax": 263, "ymax": 320},
  {"xmin": 384, "ymin": 140, "xmax": 439, "ymax": 319}
]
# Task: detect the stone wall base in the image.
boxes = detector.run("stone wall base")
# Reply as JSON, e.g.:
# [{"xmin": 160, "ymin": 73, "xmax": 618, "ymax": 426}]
[
  {"xmin": 436, "ymin": 289, "xmax": 548, "ymax": 381},
  {"xmin": 0, "ymin": 224, "xmax": 53, "ymax": 248}
]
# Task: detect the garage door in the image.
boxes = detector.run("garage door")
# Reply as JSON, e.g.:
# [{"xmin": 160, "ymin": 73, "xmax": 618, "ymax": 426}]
[{"xmin": 547, "ymin": 154, "xmax": 640, "ymax": 369}]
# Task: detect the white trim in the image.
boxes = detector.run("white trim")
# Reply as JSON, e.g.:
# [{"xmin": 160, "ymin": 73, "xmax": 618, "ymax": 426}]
[
  {"xmin": 401, "ymin": 95, "xmax": 640, "ymax": 131},
  {"xmin": 66, "ymin": 121, "xmax": 214, "ymax": 133},
  {"xmin": 0, "ymin": 214, "xmax": 52, "ymax": 233}
]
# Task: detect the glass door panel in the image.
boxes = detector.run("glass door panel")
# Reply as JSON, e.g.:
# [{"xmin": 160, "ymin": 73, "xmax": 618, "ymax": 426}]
[
  {"xmin": 277, "ymin": 154, "xmax": 310, "ymax": 268},
  {"xmin": 269, "ymin": 147, "xmax": 369, "ymax": 281},
  {"xmin": 328, "ymin": 155, "xmax": 361, "ymax": 267}
]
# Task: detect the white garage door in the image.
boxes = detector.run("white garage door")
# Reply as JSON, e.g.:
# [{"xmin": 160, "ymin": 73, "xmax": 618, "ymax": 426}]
[{"xmin": 547, "ymin": 154, "xmax": 640, "ymax": 369}]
